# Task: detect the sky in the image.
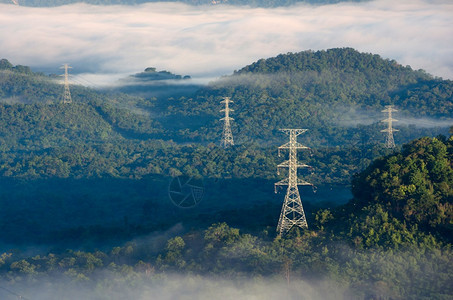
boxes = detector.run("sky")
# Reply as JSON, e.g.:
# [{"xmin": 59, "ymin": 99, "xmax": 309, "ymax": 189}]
[{"xmin": 0, "ymin": 0, "xmax": 452, "ymax": 86}]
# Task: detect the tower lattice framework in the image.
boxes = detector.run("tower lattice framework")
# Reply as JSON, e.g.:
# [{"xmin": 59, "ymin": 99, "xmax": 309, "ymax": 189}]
[
  {"xmin": 220, "ymin": 97, "xmax": 234, "ymax": 147},
  {"xmin": 381, "ymin": 105, "xmax": 398, "ymax": 148},
  {"xmin": 275, "ymin": 129, "xmax": 313, "ymax": 235},
  {"xmin": 60, "ymin": 64, "xmax": 72, "ymax": 103}
]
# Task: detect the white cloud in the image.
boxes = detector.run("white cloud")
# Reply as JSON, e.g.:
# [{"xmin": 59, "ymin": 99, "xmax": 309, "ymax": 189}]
[{"xmin": 0, "ymin": 0, "xmax": 452, "ymax": 86}]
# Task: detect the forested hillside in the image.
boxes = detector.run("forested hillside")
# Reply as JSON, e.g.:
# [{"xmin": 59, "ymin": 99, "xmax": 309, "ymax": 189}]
[
  {"xmin": 350, "ymin": 135, "xmax": 453, "ymax": 244},
  {"xmin": 0, "ymin": 49, "xmax": 451, "ymax": 250},
  {"xmin": 3, "ymin": 49, "xmax": 451, "ymax": 148},
  {"xmin": 0, "ymin": 50, "xmax": 451, "ymax": 299},
  {"xmin": 0, "ymin": 136, "xmax": 451, "ymax": 299},
  {"xmin": 157, "ymin": 48, "xmax": 452, "ymax": 146},
  {"xmin": 0, "ymin": 57, "xmax": 356, "ymax": 249}
]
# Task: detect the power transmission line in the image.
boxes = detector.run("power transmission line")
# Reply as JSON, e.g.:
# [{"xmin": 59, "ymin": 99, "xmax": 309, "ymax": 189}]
[
  {"xmin": 275, "ymin": 129, "xmax": 313, "ymax": 235},
  {"xmin": 381, "ymin": 105, "xmax": 398, "ymax": 148},
  {"xmin": 60, "ymin": 64, "xmax": 72, "ymax": 104},
  {"xmin": 0, "ymin": 285, "xmax": 30, "ymax": 300},
  {"xmin": 220, "ymin": 97, "xmax": 234, "ymax": 148},
  {"xmin": 71, "ymin": 74, "xmax": 100, "ymax": 88}
]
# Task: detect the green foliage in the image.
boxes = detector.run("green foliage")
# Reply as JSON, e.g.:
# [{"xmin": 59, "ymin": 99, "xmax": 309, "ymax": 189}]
[
  {"xmin": 314, "ymin": 209, "xmax": 333, "ymax": 231},
  {"xmin": 0, "ymin": 52, "xmax": 449, "ymax": 184},
  {"xmin": 0, "ymin": 59, "xmax": 13, "ymax": 70},
  {"xmin": 1, "ymin": 137, "xmax": 452, "ymax": 295},
  {"xmin": 159, "ymin": 236, "xmax": 187, "ymax": 269},
  {"xmin": 1, "ymin": 220, "xmax": 451, "ymax": 299},
  {"xmin": 346, "ymin": 204, "xmax": 423, "ymax": 250},
  {"xmin": 0, "ymin": 53, "xmax": 450, "ymax": 254},
  {"xmin": 351, "ymin": 136, "xmax": 453, "ymax": 243},
  {"xmin": 204, "ymin": 222, "xmax": 240, "ymax": 246}
]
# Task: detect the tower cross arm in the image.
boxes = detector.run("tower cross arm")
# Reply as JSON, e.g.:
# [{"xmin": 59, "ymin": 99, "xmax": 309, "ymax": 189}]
[
  {"xmin": 382, "ymin": 118, "xmax": 398, "ymax": 122},
  {"xmin": 274, "ymin": 178, "xmax": 313, "ymax": 186},
  {"xmin": 220, "ymin": 97, "xmax": 233, "ymax": 103},
  {"xmin": 279, "ymin": 129, "xmax": 307, "ymax": 136},
  {"xmin": 278, "ymin": 142, "xmax": 310, "ymax": 150},
  {"xmin": 277, "ymin": 160, "xmax": 311, "ymax": 168},
  {"xmin": 297, "ymin": 179, "xmax": 313, "ymax": 186},
  {"xmin": 60, "ymin": 64, "xmax": 72, "ymax": 69},
  {"xmin": 274, "ymin": 178, "xmax": 289, "ymax": 185},
  {"xmin": 382, "ymin": 107, "xmax": 398, "ymax": 113},
  {"xmin": 381, "ymin": 128, "xmax": 399, "ymax": 132}
]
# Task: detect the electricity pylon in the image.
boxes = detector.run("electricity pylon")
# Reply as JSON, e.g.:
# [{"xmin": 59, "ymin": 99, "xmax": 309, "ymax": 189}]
[
  {"xmin": 60, "ymin": 64, "xmax": 72, "ymax": 103},
  {"xmin": 381, "ymin": 105, "xmax": 398, "ymax": 148},
  {"xmin": 275, "ymin": 129, "xmax": 313, "ymax": 235},
  {"xmin": 220, "ymin": 97, "xmax": 234, "ymax": 147}
]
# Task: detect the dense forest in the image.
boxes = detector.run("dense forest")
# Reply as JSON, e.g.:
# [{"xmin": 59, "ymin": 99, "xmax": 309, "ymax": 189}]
[
  {"xmin": 159, "ymin": 48, "xmax": 452, "ymax": 146},
  {"xmin": 0, "ymin": 49, "xmax": 451, "ymax": 298},
  {"xmin": 0, "ymin": 49, "xmax": 450, "ymax": 244},
  {"xmin": 0, "ymin": 136, "xmax": 451, "ymax": 299}
]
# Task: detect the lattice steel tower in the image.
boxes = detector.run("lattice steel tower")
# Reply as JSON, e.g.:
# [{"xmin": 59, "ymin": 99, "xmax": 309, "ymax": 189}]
[
  {"xmin": 381, "ymin": 105, "xmax": 398, "ymax": 148},
  {"xmin": 275, "ymin": 129, "xmax": 313, "ymax": 235},
  {"xmin": 60, "ymin": 64, "xmax": 72, "ymax": 103},
  {"xmin": 220, "ymin": 97, "xmax": 234, "ymax": 147}
]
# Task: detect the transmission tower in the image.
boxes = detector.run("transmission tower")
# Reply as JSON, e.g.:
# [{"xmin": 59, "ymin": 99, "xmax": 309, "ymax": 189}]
[
  {"xmin": 220, "ymin": 97, "xmax": 234, "ymax": 147},
  {"xmin": 275, "ymin": 129, "xmax": 313, "ymax": 235},
  {"xmin": 60, "ymin": 64, "xmax": 72, "ymax": 103},
  {"xmin": 381, "ymin": 105, "xmax": 398, "ymax": 148}
]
